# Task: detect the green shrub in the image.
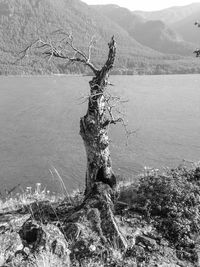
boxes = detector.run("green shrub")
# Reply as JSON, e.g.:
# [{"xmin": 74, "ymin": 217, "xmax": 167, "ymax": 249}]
[{"xmin": 135, "ymin": 166, "xmax": 200, "ymax": 262}]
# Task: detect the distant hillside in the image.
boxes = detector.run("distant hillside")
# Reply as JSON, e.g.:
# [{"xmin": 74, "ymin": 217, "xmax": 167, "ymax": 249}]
[
  {"xmin": 172, "ymin": 10, "xmax": 200, "ymax": 45},
  {"xmin": 133, "ymin": 20, "xmax": 195, "ymax": 56},
  {"xmin": 0, "ymin": 0, "xmax": 200, "ymax": 75},
  {"xmin": 92, "ymin": 4, "xmax": 196, "ymax": 56},
  {"xmin": 91, "ymin": 5, "xmax": 144, "ymax": 33},
  {"xmin": 0, "ymin": 0, "xmax": 163, "ymax": 75},
  {"xmin": 134, "ymin": 3, "xmax": 200, "ymax": 24}
]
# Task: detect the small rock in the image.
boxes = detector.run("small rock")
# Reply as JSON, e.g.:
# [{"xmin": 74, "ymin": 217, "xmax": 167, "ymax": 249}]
[
  {"xmin": 18, "ymin": 219, "xmax": 70, "ymax": 265},
  {"xmin": 0, "ymin": 231, "xmax": 23, "ymax": 264},
  {"xmin": 19, "ymin": 219, "xmax": 45, "ymax": 251},
  {"xmin": 125, "ymin": 245, "xmax": 145, "ymax": 259},
  {"xmin": 136, "ymin": 235, "xmax": 159, "ymax": 251},
  {"xmin": 63, "ymin": 222, "xmax": 81, "ymax": 241}
]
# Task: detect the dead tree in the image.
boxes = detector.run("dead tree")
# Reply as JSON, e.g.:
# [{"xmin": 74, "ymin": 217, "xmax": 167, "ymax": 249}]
[
  {"xmin": 20, "ymin": 32, "xmax": 119, "ymax": 195},
  {"xmin": 80, "ymin": 37, "xmax": 118, "ymax": 195},
  {"xmin": 20, "ymin": 32, "xmax": 128, "ymax": 250}
]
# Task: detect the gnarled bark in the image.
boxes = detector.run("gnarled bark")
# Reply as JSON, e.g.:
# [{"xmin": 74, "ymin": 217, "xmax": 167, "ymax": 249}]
[
  {"xmin": 63, "ymin": 182, "xmax": 128, "ymax": 255},
  {"xmin": 80, "ymin": 36, "xmax": 117, "ymax": 195},
  {"xmin": 77, "ymin": 37, "xmax": 128, "ymax": 251}
]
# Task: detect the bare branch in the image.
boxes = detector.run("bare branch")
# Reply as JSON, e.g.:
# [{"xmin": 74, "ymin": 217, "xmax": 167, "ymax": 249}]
[
  {"xmin": 15, "ymin": 38, "xmax": 41, "ymax": 63},
  {"xmin": 88, "ymin": 35, "xmax": 96, "ymax": 62},
  {"xmin": 17, "ymin": 32, "xmax": 100, "ymax": 75},
  {"xmin": 55, "ymin": 30, "xmax": 89, "ymax": 61},
  {"xmin": 98, "ymin": 36, "xmax": 117, "ymax": 80},
  {"xmin": 102, "ymin": 90, "xmax": 136, "ymax": 143},
  {"xmin": 77, "ymin": 92, "xmax": 104, "ymax": 105}
]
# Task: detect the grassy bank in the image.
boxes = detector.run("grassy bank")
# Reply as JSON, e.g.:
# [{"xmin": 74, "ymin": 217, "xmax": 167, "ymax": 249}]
[{"xmin": 1, "ymin": 164, "xmax": 200, "ymax": 266}]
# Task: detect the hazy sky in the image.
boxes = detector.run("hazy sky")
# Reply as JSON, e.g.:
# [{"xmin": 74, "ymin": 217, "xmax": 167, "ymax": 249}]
[{"xmin": 82, "ymin": 0, "xmax": 200, "ymax": 11}]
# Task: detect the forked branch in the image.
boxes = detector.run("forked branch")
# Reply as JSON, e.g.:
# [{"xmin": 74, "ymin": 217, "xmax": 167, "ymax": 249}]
[
  {"xmin": 98, "ymin": 36, "xmax": 117, "ymax": 81},
  {"xmin": 18, "ymin": 31, "xmax": 99, "ymax": 75}
]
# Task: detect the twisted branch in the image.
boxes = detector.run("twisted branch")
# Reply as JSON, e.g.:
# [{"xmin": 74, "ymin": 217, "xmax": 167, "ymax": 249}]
[{"xmin": 18, "ymin": 31, "xmax": 99, "ymax": 75}]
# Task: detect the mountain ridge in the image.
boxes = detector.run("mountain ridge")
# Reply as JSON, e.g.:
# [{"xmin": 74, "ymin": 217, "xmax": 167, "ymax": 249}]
[
  {"xmin": 92, "ymin": 4, "xmax": 196, "ymax": 56},
  {"xmin": 0, "ymin": 0, "xmax": 165, "ymax": 75},
  {"xmin": 0, "ymin": 0, "xmax": 200, "ymax": 75},
  {"xmin": 133, "ymin": 2, "xmax": 200, "ymax": 24},
  {"xmin": 172, "ymin": 9, "xmax": 200, "ymax": 45}
]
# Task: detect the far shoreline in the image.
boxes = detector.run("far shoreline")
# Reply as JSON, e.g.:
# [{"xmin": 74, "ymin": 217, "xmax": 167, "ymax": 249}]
[{"xmin": 0, "ymin": 73, "xmax": 200, "ymax": 78}]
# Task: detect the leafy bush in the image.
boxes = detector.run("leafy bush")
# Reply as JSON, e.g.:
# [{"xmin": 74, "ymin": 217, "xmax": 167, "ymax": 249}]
[{"xmin": 135, "ymin": 166, "xmax": 200, "ymax": 261}]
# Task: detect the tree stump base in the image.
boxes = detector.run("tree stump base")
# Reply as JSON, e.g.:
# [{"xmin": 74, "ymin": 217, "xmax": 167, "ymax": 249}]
[
  {"xmin": 63, "ymin": 182, "xmax": 127, "ymax": 260},
  {"xmin": 17, "ymin": 183, "xmax": 127, "ymax": 263}
]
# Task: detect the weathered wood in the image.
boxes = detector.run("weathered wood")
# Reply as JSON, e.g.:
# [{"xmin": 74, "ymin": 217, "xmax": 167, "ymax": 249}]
[
  {"xmin": 80, "ymin": 36, "xmax": 117, "ymax": 195},
  {"xmin": 75, "ymin": 37, "xmax": 128, "ymax": 250},
  {"xmin": 63, "ymin": 182, "xmax": 128, "ymax": 253}
]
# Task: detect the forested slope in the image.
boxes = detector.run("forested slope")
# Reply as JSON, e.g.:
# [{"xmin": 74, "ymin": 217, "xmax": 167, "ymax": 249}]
[{"xmin": 0, "ymin": 0, "xmax": 200, "ymax": 75}]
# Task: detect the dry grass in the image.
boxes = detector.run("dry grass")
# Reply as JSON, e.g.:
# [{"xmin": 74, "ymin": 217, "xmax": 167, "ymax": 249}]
[
  {"xmin": 0, "ymin": 166, "xmax": 84, "ymax": 214},
  {"xmin": 0, "ymin": 183, "xmax": 64, "ymax": 213},
  {"xmin": 33, "ymin": 251, "xmax": 70, "ymax": 267}
]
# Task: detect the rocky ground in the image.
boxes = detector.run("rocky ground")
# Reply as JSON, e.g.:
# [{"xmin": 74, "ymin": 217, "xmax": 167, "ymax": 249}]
[{"xmin": 1, "ymin": 165, "xmax": 200, "ymax": 267}]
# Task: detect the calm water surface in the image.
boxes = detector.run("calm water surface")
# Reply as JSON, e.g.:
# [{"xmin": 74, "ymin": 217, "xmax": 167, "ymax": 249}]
[{"xmin": 0, "ymin": 74, "xmax": 200, "ymax": 193}]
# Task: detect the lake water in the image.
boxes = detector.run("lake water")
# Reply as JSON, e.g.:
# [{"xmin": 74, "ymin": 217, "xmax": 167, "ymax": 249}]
[{"xmin": 0, "ymin": 74, "xmax": 200, "ymax": 194}]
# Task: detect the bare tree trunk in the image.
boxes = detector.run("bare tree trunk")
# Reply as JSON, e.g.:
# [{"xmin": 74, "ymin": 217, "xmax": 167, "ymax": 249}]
[
  {"xmin": 20, "ymin": 35, "xmax": 117, "ymax": 196},
  {"xmin": 80, "ymin": 37, "xmax": 117, "ymax": 195},
  {"xmin": 20, "ymin": 36, "xmax": 128, "ymax": 253}
]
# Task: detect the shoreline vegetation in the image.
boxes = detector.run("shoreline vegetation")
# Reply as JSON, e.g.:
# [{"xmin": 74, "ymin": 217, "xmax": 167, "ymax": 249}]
[
  {"xmin": 1, "ymin": 72, "xmax": 200, "ymax": 79},
  {"xmin": 1, "ymin": 67, "xmax": 200, "ymax": 76},
  {"xmin": 1, "ymin": 164, "xmax": 200, "ymax": 266}
]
